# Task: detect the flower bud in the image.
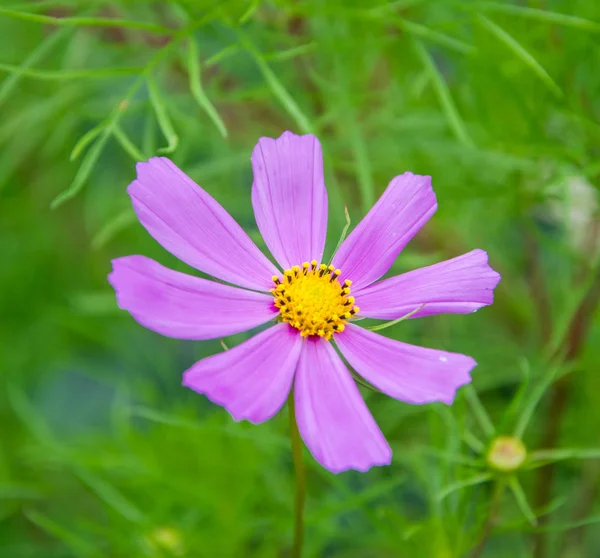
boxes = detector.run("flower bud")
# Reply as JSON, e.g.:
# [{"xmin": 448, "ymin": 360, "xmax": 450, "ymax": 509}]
[{"xmin": 486, "ymin": 436, "xmax": 527, "ymax": 473}]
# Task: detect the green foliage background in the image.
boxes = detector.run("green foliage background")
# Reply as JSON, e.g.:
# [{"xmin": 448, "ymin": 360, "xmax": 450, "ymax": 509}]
[{"xmin": 1, "ymin": 1, "xmax": 600, "ymax": 556}]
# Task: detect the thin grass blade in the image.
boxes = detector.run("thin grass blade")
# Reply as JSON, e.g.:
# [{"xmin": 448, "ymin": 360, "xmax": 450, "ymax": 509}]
[
  {"xmin": 147, "ymin": 75, "xmax": 179, "ymax": 154},
  {"xmin": 413, "ymin": 39, "xmax": 474, "ymax": 147},
  {"xmin": 477, "ymin": 14, "xmax": 562, "ymax": 98},
  {"xmin": 186, "ymin": 37, "xmax": 228, "ymax": 138}
]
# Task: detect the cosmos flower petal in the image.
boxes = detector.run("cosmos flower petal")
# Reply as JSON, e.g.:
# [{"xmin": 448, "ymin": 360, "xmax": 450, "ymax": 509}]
[
  {"xmin": 128, "ymin": 157, "xmax": 278, "ymax": 291},
  {"xmin": 336, "ymin": 325, "xmax": 475, "ymax": 405},
  {"xmin": 108, "ymin": 255, "xmax": 278, "ymax": 340},
  {"xmin": 332, "ymin": 173, "xmax": 437, "ymax": 290},
  {"xmin": 354, "ymin": 250, "xmax": 501, "ymax": 320},
  {"xmin": 183, "ymin": 324, "xmax": 302, "ymax": 424},
  {"xmin": 252, "ymin": 131, "xmax": 328, "ymax": 269},
  {"xmin": 294, "ymin": 338, "xmax": 392, "ymax": 473}
]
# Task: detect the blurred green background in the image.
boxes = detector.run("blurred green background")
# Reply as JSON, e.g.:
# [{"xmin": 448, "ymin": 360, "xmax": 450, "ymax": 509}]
[{"xmin": 2, "ymin": 1, "xmax": 600, "ymax": 556}]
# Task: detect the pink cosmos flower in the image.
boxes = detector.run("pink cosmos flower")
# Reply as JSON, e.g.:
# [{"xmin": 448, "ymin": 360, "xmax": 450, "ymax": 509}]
[{"xmin": 109, "ymin": 131, "xmax": 500, "ymax": 473}]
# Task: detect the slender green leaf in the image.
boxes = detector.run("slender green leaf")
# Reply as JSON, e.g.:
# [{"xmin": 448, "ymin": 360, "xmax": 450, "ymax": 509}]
[
  {"xmin": 239, "ymin": 0, "xmax": 261, "ymax": 24},
  {"xmin": 70, "ymin": 122, "xmax": 106, "ymax": 161},
  {"xmin": 0, "ymin": 63, "xmax": 144, "ymax": 80},
  {"xmin": 75, "ymin": 469, "xmax": 145, "ymax": 524},
  {"xmin": 187, "ymin": 37, "xmax": 228, "ymax": 138},
  {"xmin": 527, "ymin": 448, "xmax": 600, "ymax": 467},
  {"xmin": 24, "ymin": 509, "xmax": 103, "ymax": 558},
  {"xmin": 463, "ymin": 429, "xmax": 485, "ymax": 454},
  {"xmin": 394, "ymin": 17, "xmax": 475, "ymax": 54},
  {"xmin": 0, "ymin": 27, "xmax": 68, "ymax": 108},
  {"xmin": 235, "ymin": 29, "xmax": 313, "ymax": 134},
  {"xmin": 266, "ymin": 42, "xmax": 317, "ymax": 62},
  {"xmin": 147, "ymin": 75, "xmax": 179, "ymax": 154},
  {"xmin": 7, "ymin": 383, "xmax": 57, "ymax": 446},
  {"xmin": 474, "ymin": 2, "xmax": 600, "ymax": 32},
  {"xmin": 530, "ymin": 515, "xmax": 600, "ymax": 533},
  {"xmin": 477, "ymin": 14, "xmax": 562, "ymax": 98},
  {"xmin": 368, "ymin": 304, "xmax": 426, "ymax": 332},
  {"xmin": 328, "ymin": 206, "xmax": 351, "ymax": 264},
  {"xmin": 91, "ymin": 208, "xmax": 137, "ymax": 249},
  {"xmin": 499, "ymin": 357, "xmax": 531, "ymax": 432},
  {"xmin": 52, "ymin": 131, "xmax": 110, "ymax": 208},
  {"xmin": 413, "ymin": 39, "xmax": 474, "ymax": 147},
  {"xmin": 513, "ymin": 362, "xmax": 562, "ymax": 438},
  {"xmin": 464, "ymin": 385, "xmax": 495, "ymax": 438},
  {"xmin": 0, "ymin": 7, "xmax": 173, "ymax": 33},
  {"xmin": 508, "ymin": 477, "xmax": 537, "ymax": 526},
  {"xmin": 436, "ymin": 472, "xmax": 492, "ymax": 501},
  {"xmin": 205, "ymin": 44, "xmax": 240, "ymax": 67},
  {"xmin": 113, "ymin": 124, "xmax": 147, "ymax": 162}
]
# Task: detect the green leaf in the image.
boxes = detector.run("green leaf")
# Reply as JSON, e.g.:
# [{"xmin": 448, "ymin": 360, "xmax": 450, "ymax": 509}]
[
  {"xmin": 328, "ymin": 206, "xmax": 351, "ymax": 264},
  {"xmin": 70, "ymin": 122, "xmax": 106, "ymax": 161},
  {"xmin": 513, "ymin": 362, "xmax": 563, "ymax": 439},
  {"xmin": 235, "ymin": 29, "xmax": 314, "ymax": 135},
  {"xmin": 266, "ymin": 42, "xmax": 317, "ymax": 62},
  {"xmin": 186, "ymin": 37, "xmax": 228, "ymax": 138},
  {"xmin": 473, "ymin": 2, "xmax": 600, "ymax": 32},
  {"xmin": 91, "ymin": 208, "xmax": 138, "ymax": 250},
  {"xmin": 113, "ymin": 124, "xmax": 147, "ymax": 162},
  {"xmin": 476, "ymin": 14, "xmax": 562, "ymax": 98},
  {"xmin": 413, "ymin": 39, "xmax": 474, "ymax": 147},
  {"xmin": 24, "ymin": 509, "xmax": 103, "ymax": 558},
  {"xmin": 7, "ymin": 383, "xmax": 58, "ymax": 446},
  {"xmin": 393, "ymin": 17, "xmax": 476, "ymax": 55},
  {"xmin": 462, "ymin": 429, "xmax": 485, "ymax": 454},
  {"xmin": 0, "ymin": 63, "xmax": 145, "ymax": 80},
  {"xmin": 527, "ymin": 447, "xmax": 600, "ymax": 469},
  {"xmin": 368, "ymin": 304, "xmax": 426, "ymax": 332},
  {"xmin": 147, "ymin": 75, "xmax": 179, "ymax": 154},
  {"xmin": 508, "ymin": 477, "xmax": 537, "ymax": 526},
  {"xmin": 0, "ymin": 27, "xmax": 69, "ymax": 109},
  {"xmin": 239, "ymin": 0, "xmax": 261, "ymax": 24},
  {"xmin": 436, "ymin": 472, "xmax": 492, "ymax": 501},
  {"xmin": 0, "ymin": 7, "xmax": 173, "ymax": 33},
  {"xmin": 75, "ymin": 469, "xmax": 145, "ymax": 524},
  {"xmin": 530, "ymin": 515, "xmax": 600, "ymax": 533},
  {"xmin": 464, "ymin": 385, "xmax": 495, "ymax": 438},
  {"xmin": 205, "ymin": 44, "xmax": 240, "ymax": 67},
  {"xmin": 51, "ymin": 130, "xmax": 110, "ymax": 208}
]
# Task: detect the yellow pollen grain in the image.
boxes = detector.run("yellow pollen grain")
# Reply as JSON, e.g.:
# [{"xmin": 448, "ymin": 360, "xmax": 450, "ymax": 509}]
[{"xmin": 272, "ymin": 262, "xmax": 359, "ymax": 339}]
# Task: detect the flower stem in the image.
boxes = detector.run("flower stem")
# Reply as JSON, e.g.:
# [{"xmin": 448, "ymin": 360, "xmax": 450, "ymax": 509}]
[
  {"xmin": 288, "ymin": 392, "xmax": 306, "ymax": 558},
  {"xmin": 470, "ymin": 480, "xmax": 504, "ymax": 558}
]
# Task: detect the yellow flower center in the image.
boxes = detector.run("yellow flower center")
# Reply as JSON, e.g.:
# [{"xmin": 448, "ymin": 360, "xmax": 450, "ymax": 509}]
[{"xmin": 271, "ymin": 261, "xmax": 359, "ymax": 340}]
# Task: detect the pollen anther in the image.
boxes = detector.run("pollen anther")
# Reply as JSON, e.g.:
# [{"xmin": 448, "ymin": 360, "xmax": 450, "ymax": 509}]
[{"xmin": 272, "ymin": 263, "xmax": 359, "ymax": 339}]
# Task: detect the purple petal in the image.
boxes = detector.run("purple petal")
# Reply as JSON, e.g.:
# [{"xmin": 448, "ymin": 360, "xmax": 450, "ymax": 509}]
[
  {"xmin": 128, "ymin": 157, "xmax": 278, "ymax": 291},
  {"xmin": 252, "ymin": 131, "xmax": 328, "ymax": 269},
  {"xmin": 108, "ymin": 255, "xmax": 277, "ymax": 340},
  {"xmin": 336, "ymin": 325, "xmax": 475, "ymax": 405},
  {"xmin": 294, "ymin": 337, "xmax": 392, "ymax": 473},
  {"xmin": 332, "ymin": 173, "xmax": 437, "ymax": 290},
  {"xmin": 355, "ymin": 250, "xmax": 501, "ymax": 320},
  {"xmin": 183, "ymin": 324, "xmax": 302, "ymax": 423}
]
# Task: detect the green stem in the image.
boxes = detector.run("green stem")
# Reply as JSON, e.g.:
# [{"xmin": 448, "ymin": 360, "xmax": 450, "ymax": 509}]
[
  {"xmin": 470, "ymin": 480, "xmax": 504, "ymax": 558},
  {"xmin": 288, "ymin": 392, "xmax": 306, "ymax": 558}
]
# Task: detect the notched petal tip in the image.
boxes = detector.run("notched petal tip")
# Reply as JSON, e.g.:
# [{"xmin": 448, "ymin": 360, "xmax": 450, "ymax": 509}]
[
  {"xmin": 107, "ymin": 255, "xmax": 277, "ymax": 340},
  {"xmin": 332, "ymin": 171, "xmax": 438, "ymax": 290},
  {"xmin": 336, "ymin": 325, "xmax": 477, "ymax": 406},
  {"xmin": 294, "ymin": 339, "xmax": 392, "ymax": 475},
  {"xmin": 327, "ymin": 446, "xmax": 393, "ymax": 474},
  {"xmin": 439, "ymin": 356, "xmax": 476, "ymax": 405}
]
